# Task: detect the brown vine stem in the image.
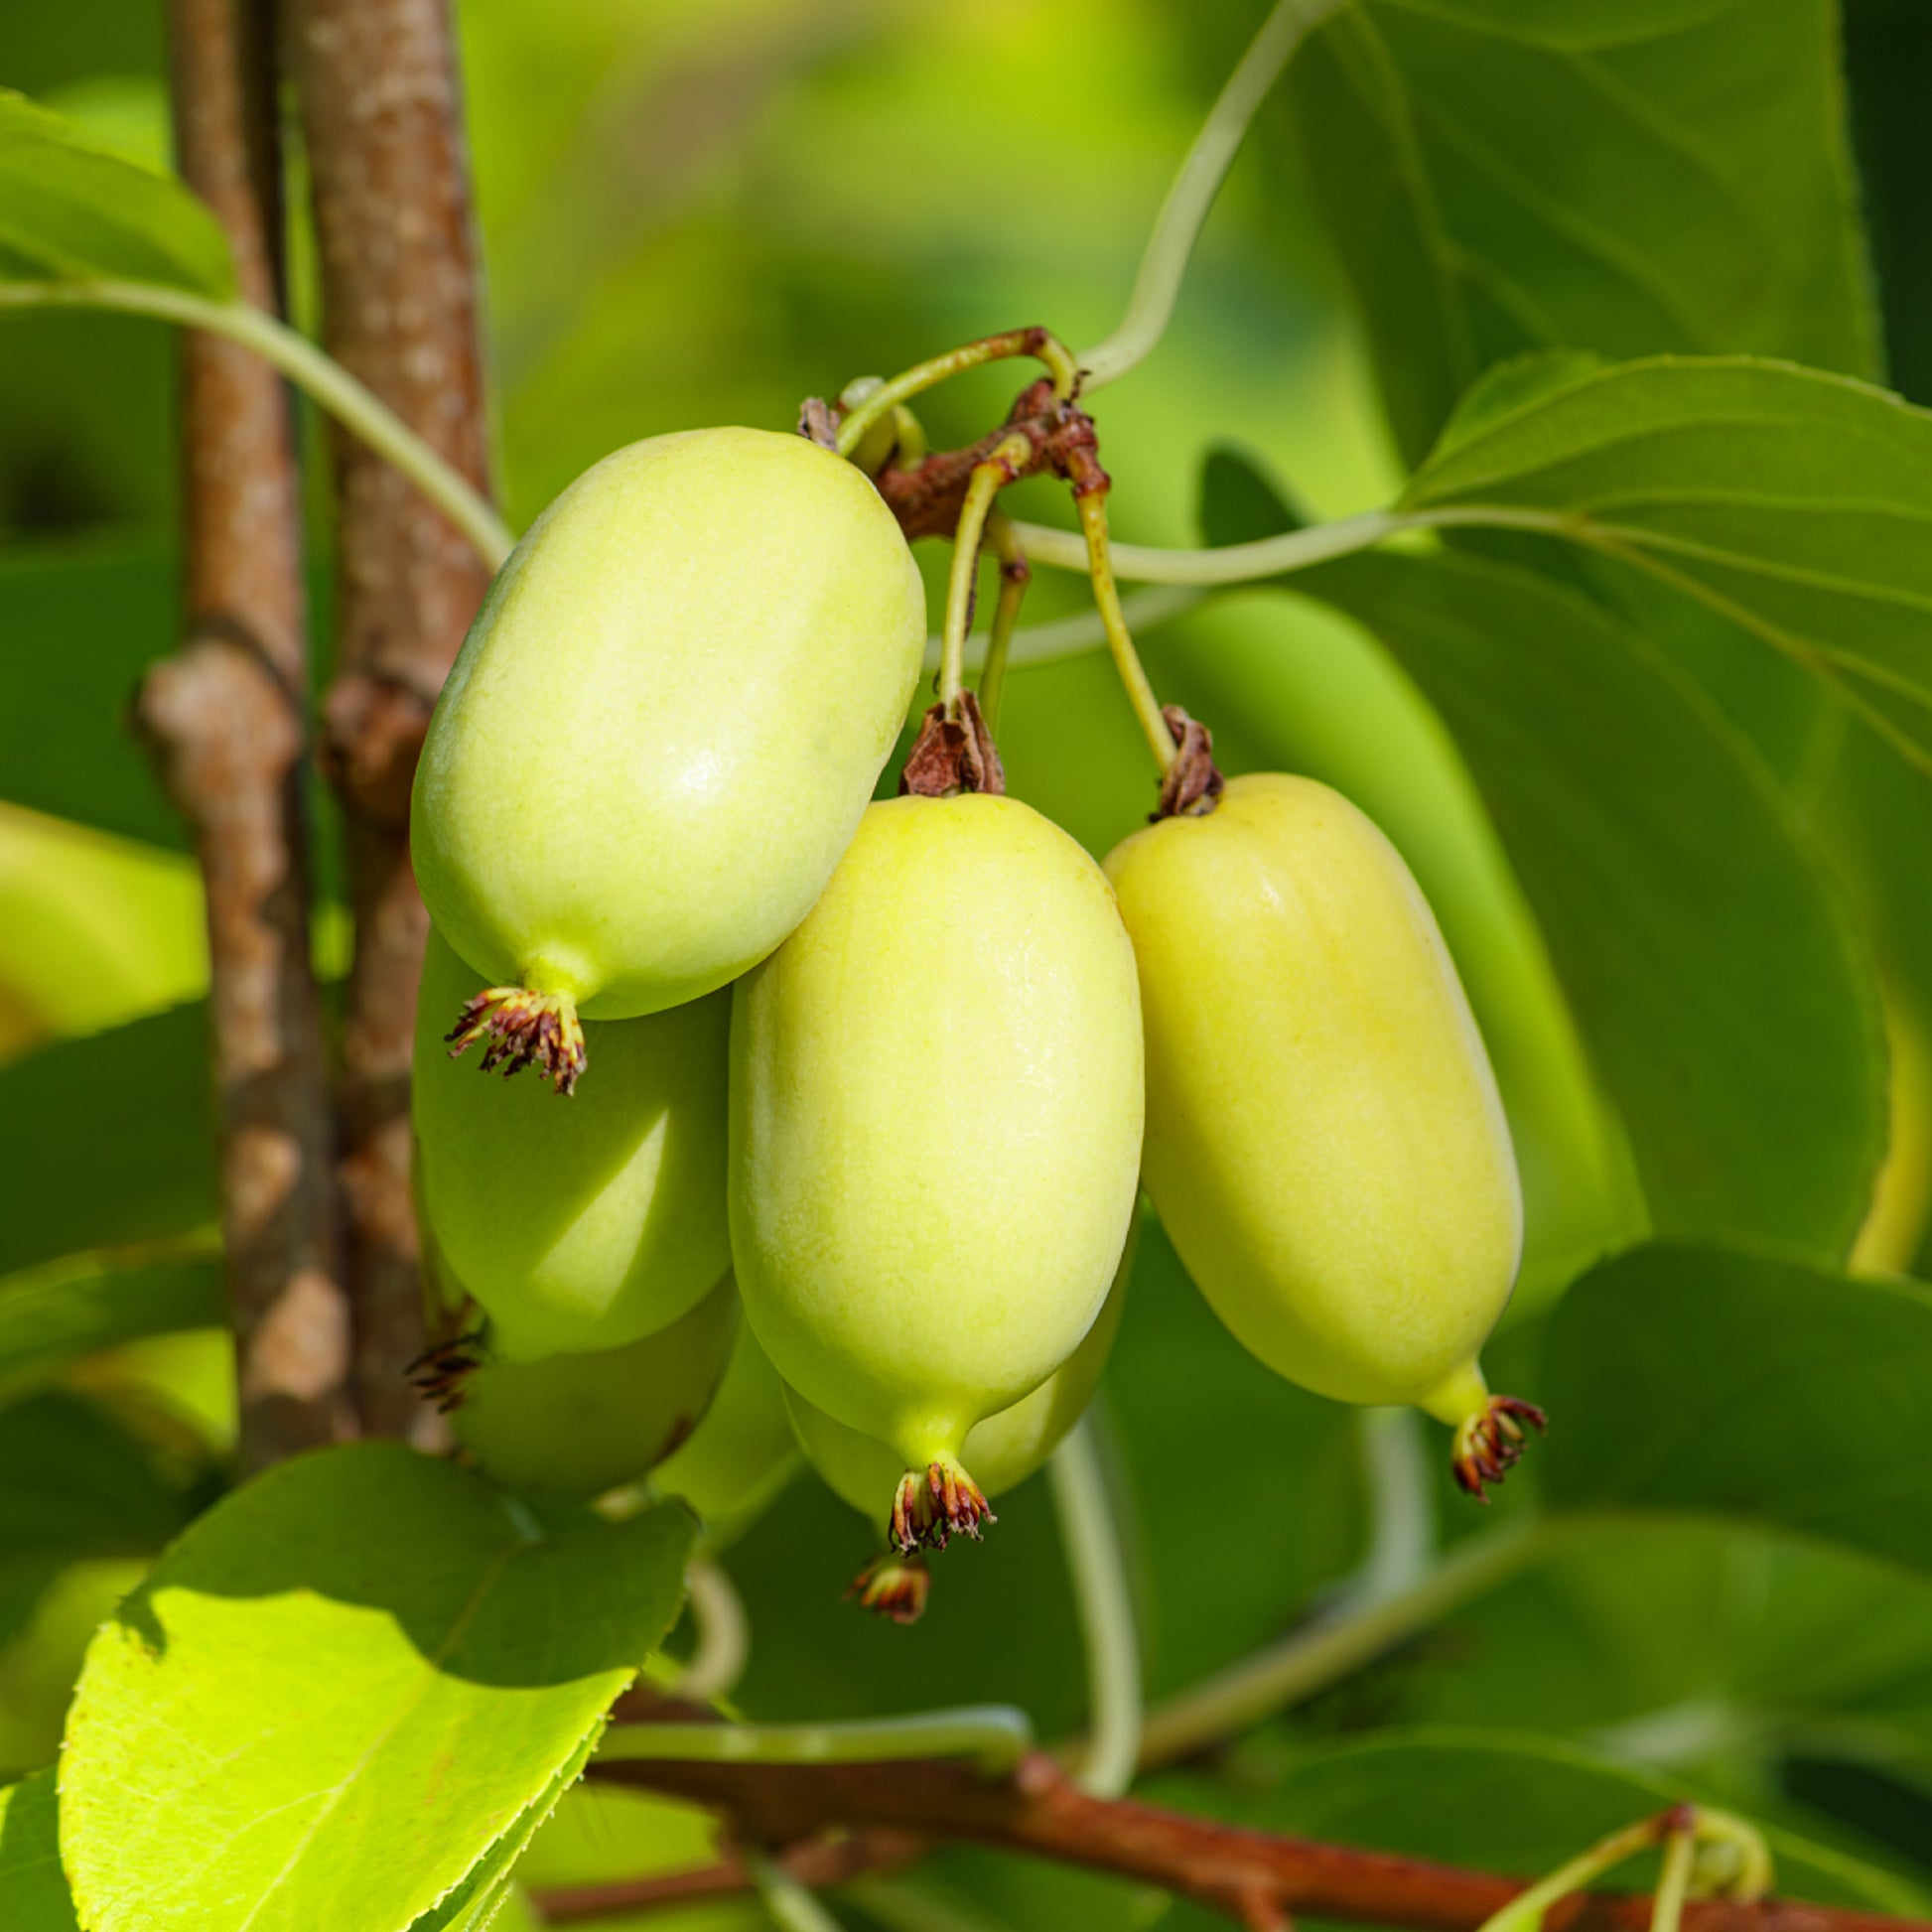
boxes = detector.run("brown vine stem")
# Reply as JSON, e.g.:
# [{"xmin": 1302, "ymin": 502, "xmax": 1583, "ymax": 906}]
[
  {"xmin": 281, "ymin": 0, "xmax": 496, "ymax": 1440},
  {"xmin": 559, "ymin": 1735, "xmax": 1926, "ymax": 1932},
  {"xmin": 146, "ymin": 0, "xmax": 352, "ymax": 1469}
]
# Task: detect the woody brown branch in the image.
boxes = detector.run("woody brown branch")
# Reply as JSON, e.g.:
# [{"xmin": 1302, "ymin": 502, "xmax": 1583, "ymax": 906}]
[
  {"xmin": 280, "ymin": 0, "xmax": 495, "ymax": 1439},
  {"xmin": 149, "ymin": 0, "xmax": 352, "ymax": 1470},
  {"xmin": 571, "ymin": 1745, "xmax": 1928, "ymax": 1932}
]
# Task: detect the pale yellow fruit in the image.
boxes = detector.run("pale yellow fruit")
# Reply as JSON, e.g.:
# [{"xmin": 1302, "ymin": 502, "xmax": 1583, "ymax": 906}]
[
  {"xmin": 654, "ymin": 1318, "xmax": 799, "ymax": 1551},
  {"xmin": 452, "ymin": 1272, "xmax": 738, "ymax": 1500},
  {"xmin": 411, "ymin": 427, "xmax": 926, "ymax": 1081},
  {"xmin": 731, "ymin": 794, "xmax": 1144, "ymax": 1546},
  {"xmin": 412, "ymin": 924, "xmax": 729, "ymax": 1361},
  {"xmin": 1106, "ymin": 773, "xmax": 1535, "ymax": 1495},
  {"xmin": 786, "ymin": 1215, "xmax": 1137, "ymax": 1523}
]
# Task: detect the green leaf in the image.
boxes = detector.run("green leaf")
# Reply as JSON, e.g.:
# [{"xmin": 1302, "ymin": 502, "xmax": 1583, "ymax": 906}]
[
  {"xmin": 61, "ymin": 1443, "xmax": 696, "ymax": 1932},
  {"xmin": 0, "ymin": 89, "xmax": 231, "ymax": 295},
  {"xmin": 0, "ymin": 543, "xmax": 186, "ymax": 849},
  {"xmin": 0, "ymin": 1772, "xmax": 79, "ymax": 1932},
  {"xmin": 1294, "ymin": 544, "xmax": 1884, "ymax": 1258},
  {"xmin": 1151, "ymin": 1729, "xmax": 1929, "ymax": 1916},
  {"xmin": 0, "ymin": 1003, "xmax": 216, "ymax": 1279},
  {"xmin": 0, "ymin": 1255, "xmax": 223, "ymax": 1401},
  {"xmin": 1285, "ymin": 0, "xmax": 1878, "ymax": 462},
  {"xmin": 1543, "ymin": 1242, "xmax": 1932, "ymax": 1578},
  {"xmin": 1399, "ymin": 356, "xmax": 1932, "ymax": 773},
  {"xmin": 0, "ymin": 1389, "xmax": 200, "ymax": 1561}
]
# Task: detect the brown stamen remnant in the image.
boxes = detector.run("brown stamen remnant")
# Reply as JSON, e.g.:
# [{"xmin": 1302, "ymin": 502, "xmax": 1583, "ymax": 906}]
[
  {"xmin": 891, "ymin": 1457, "xmax": 996, "ymax": 1553},
  {"xmin": 1154, "ymin": 705, "xmax": 1225, "ymax": 821},
  {"xmin": 846, "ymin": 1552, "xmax": 932, "ymax": 1625},
  {"xmin": 871, "ymin": 376, "xmax": 1103, "ymax": 545},
  {"xmin": 446, "ymin": 986, "xmax": 588, "ymax": 1094},
  {"xmin": 899, "ymin": 690, "xmax": 1006, "ymax": 799},
  {"xmin": 797, "ymin": 396, "xmax": 840, "ymax": 452},
  {"xmin": 1451, "ymin": 1395, "xmax": 1548, "ymax": 1502},
  {"xmin": 407, "ymin": 1330, "xmax": 483, "ymax": 1413}
]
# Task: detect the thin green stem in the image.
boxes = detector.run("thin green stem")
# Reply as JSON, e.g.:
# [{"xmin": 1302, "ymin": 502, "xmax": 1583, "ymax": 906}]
[
  {"xmin": 674, "ymin": 1557, "xmax": 751, "ymax": 1706},
  {"xmin": 596, "ymin": 1706, "xmax": 1033, "ymax": 1776},
  {"xmin": 939, "ymin": 435, "xmax": 1031, "ymax": 708},
  {"xmin": 976, "ymin": 507, "xmax": 1029, "ymax": 732},
  {"xmin": 920, "ymin": 586, "xmax": 1204, "ymax": 679},
  {"xmin": 1136, "ymin": 1516, "xmax": 1560, "ymax": 1772},
  {"xmin": 1079, "ymin": 0, "xmax": 1348, "ymax": 391},
  {"xmin": 834, "ymin": 328, "xmax": 1078, "ymax": 461},
  {"xmin": 748, "ymin": 1850, "xmax": 847, "ymax": 1932},
  {"xmin": 0, "ymin": 279, "xmax": 514, "ymax": 569},
  {"xmin": 1650, "ymin": 1824, "xmax": 1697, "ymax": 1932},
  {"xmin": 1473, "ymin": 1811, "xmax": 1680, "ymax": 1932},
  {"xmin": 1076, "ymin": 487, "xmax": 1177, "ymax": 772},
  {"xmin": 1010, "ymin": 506, "xmax": 1408, "ymax": 586},
  {"xmin": 1048, "ymin": 1413, "xmax": 1143, "ymax": 1800}
]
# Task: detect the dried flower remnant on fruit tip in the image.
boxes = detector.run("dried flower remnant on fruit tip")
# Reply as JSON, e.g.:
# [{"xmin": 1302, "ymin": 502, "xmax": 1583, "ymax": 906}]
[
  {"xmin": 447, "ymin": 985, "xmax": 588, "ymax": 1094},
  {"xmin": 1451, "ymin": 1394, "xmax": 1547, "ymax": 1502},
  {"xmin": 1153, "ymin": 706, "xmax": 1224, "ymax": 821},
  {"xmin": 847, "ymin": 1551, "xmax": 932, "ymax": 1624},
  {"xmin": 892, "ymin": 1454, "xmax": 996, "ymax": 1553},
  {"xmin": 899, "ymin": 690, "xmax": 1006, "ymax": 799},
  {"xmin": 407, "ymin": 1330, "xmax": 484, "ymax": 1413}
]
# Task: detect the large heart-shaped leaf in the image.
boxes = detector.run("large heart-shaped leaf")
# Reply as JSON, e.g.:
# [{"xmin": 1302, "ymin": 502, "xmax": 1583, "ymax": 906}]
[
  {"xmin": 1285, "ymin": 0, "xmax": 1877, "ymax": 463},
  {"xmin": 61, "ymin": 1443, "xmax": 695, "ymax": 1932},
  {"xmin": 1543, "ymin": 1242, "xmax": 1932, "ymax": 1576},
  {"xmin": 1399, "ymin": 356, "xmax": 1932, "ymax": 773}
]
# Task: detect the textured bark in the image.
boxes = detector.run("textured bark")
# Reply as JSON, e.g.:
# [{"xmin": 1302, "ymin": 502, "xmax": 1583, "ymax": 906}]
[
  {"xmin": 280, "ymin": 0, "xmax": 494, "ymax": 1438},
  {"xmin": 578, "ymin": 1736, "xmax": 1928, "ymax": 1932},
  {"xmin": 152, "ymin": 0, "xmax": 352, "ymax": 1468}
]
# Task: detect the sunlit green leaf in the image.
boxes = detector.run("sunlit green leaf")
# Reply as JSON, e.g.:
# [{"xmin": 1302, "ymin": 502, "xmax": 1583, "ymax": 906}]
[
  {"xmin": 0, "ymin": 89, "xmax": 231, "ymax": 295},
  {"xmin": 1287, "ymin": 0, "xmax": 1878, "ymax": 461},
  {"xmin": 62, "ymin": 1443, "xmax": 696, "ymax": 1932}
]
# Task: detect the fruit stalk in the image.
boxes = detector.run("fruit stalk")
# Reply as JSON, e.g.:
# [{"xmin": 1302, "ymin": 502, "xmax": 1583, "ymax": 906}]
[
  {"xmin": 937, "ymin": 433, "xmax": 1035, "ymax": 709},
  {"xmin": 833, "ymin": 327, "xmax": 1079, "ymax": 461},
  {"xmin": 148, "ymin": 0, "xmax": 352, "ymax": 1468},
  {"xmin": 282, "ymin": 0, "xmax": 498, "ymax": 1438},
  {"xmin": 977, "ymin": 507, "xmax": 1031, "ymax": 731}
]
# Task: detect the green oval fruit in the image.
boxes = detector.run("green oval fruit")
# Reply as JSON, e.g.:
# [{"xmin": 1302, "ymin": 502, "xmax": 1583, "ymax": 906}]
[
  {"xmin": 453, "ymin": 1272, "xmax": 739, "ymax": 1500},
  {"xmin": 412, "ymin": 923, "xmax": 730, "ymax": 1360},
  {"xmin": 1105, "ymin": 772, "xmax": 1539, "ymax": 1497},
  {"xmin": 731, "ymin": 794, "xmax": 1144, "ymax": 1550},
  {"xmin": 653, "ymin": 1317, "xmax": 799, "ymax": 1551},
  {"xmin": 412, "ymin": 426, "xmax": 926, "ymax": 1086},
  {"xmin": 787, "ymin": 1214, "xmax": 1137, "ymax": 1520}
]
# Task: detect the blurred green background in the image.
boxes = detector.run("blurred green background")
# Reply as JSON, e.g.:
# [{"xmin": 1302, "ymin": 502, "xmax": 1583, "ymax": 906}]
[{"xmin": 7, "ymin": 1, "xmax": 1932, "ymax": 1925}]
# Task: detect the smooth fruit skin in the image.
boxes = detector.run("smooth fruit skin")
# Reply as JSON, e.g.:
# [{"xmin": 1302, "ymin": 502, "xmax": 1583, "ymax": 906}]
[
  {"xmin": 412, "ymin": 923, "xmax": 730, "ymax": 1360},
  {"xmin": 730, "ymin": 794, "xmax": 1145, "ymax": 1500},
  {"xmin": 653, "ymin": 1317, "xmax": 799, "ymax": 1551},
  {"xmin": 1105, "ymin": 773, "xmax": 1523, "ymax": 1424},
  {"xmin": 786, "ymin": 1216, "xmax": 1138, "ymax": 1523},
  {"xmin": 411, "ymin": 426, "xmax": 927, "ymax": 1020},
  {"xmin": 453, "ymin": 1272, "xmax": 739, "ymax": 1500}
]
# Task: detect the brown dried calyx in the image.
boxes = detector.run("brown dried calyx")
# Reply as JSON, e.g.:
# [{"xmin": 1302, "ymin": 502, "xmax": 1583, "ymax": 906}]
[
  {"xmin": 891, "ymin": 1456, "xmax": 995, "ymax": 1553},
  {"xmin": 407, "ymin": 1330, "xmax": 483, "ymax": 1413},
  {"xmin": 447, "ymin": 984, "xmax": 588, "ymax": 1095},
  {"xmin": 899, "ymin": 690, "xmax": 1006, "ymax": 799},
  {"xmin": 1153, "ymin": 705, "xmax": 1224, "ymax": 821},
  {"xmin": 846, "ymin": 1551, "xmax": 931, "ymax": 1624},
  {"xmin": 1451, "ymin": 1394, "xmax": 1548, "ymax": 1502}
]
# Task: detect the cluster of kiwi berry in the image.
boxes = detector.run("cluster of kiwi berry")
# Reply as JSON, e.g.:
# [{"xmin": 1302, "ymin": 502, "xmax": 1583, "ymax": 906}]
[{"xmin": 407, "ymin": 387, "xmax": 1541, "ymax": 1622}]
